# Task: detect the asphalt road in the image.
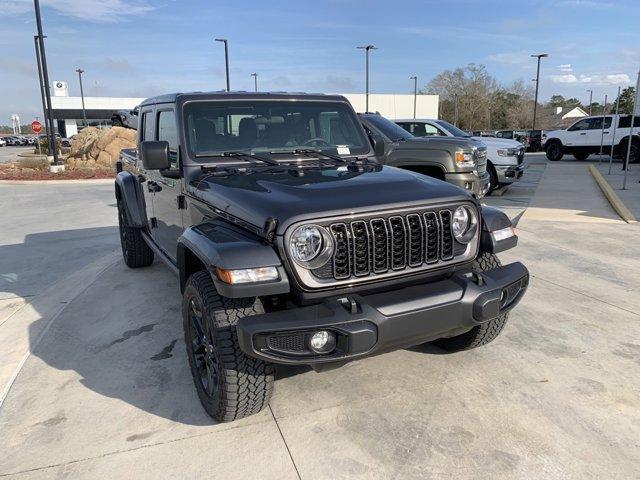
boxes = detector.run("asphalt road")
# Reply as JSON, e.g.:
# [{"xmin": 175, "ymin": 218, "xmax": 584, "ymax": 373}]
[{"xmin": 1, "ymin": 155, "xmax": 639, "ymax": 479}]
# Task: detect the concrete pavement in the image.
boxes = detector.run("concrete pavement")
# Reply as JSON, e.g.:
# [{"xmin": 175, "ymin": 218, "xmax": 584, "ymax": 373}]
[
  {"xmin": 1, "ymin": 159, "xmax": 639, "ymax": 479},
  {"xmin": 0, "ymin": 147, "xmax": 33, "ymax": 164}
]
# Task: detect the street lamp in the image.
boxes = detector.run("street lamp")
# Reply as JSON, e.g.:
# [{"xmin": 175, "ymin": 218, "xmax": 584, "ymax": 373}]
[
  {"xmin": 410, "ymin": 76, "xmax": 417, "ymax": 119},
  {"xmin": 34, "ymin": 35, "xmax": 48, "ymax": 135},
  {"xmin": 586, "ymin": 89, "xmax": 593, "ymax": 115},
  {"xmin": 76, "ymin": 68, "xmax": 87, "ymax": 126},
  {"xmin": 357, "ymin": 44, "xmax": 377, "ymax": 112},
  {"xmin": 531, "ymin": 53, "xmax": 548, "ymax": 131},
  {"xmin": 251, "ymin": 72, "xmax": 258, "ymax": 92},
  {"xmin": 33, "ymin": 0, "xmax": 58, "ymax": 164},
  {"xmin": 214, "ymin": 38, "xmax": 230, "ymax": 92}
]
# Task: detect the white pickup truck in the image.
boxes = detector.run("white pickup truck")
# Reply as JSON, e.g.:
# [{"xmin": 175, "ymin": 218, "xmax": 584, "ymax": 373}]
[
  {"xmin": 395, "ymin": 118, "xmax": 525, "ymax": 193},
  {"xmin": 544, "ymin": 114, "xmax": 640, "ymax": 163}
]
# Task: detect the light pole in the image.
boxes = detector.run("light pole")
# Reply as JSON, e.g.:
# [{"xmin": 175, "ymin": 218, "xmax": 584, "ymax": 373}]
[
  {"xmin": 214, "ymin": 38, "xmax": 230, "ymax": 91},
  {"xmin": 76, "ymin": 68, "xmax": 87, "ymax": 126},
  {"xmin": 251, "ymin": 73, "xmax": 258, "ymax": 92},
  {"xmin": 357, "ymin": 44, "xmax": 377, "ymax": 112},
  {"xmin": 33, "ymin": 0, "xmax": 58, "ymax": 164},
  {"xmin": 531, "ymin": 53, "xmax": 548, "ymax": 131},
  {"xmin": 410, "ymin": 76, "xmax": 417, "ymax": 119},
  {"xmin": 586, "ymin": 89, "xmax": 593, "ymax": 116},
  {"xmin": 34, "ymin": 35, "xmax": 48, "ymax": 135}
]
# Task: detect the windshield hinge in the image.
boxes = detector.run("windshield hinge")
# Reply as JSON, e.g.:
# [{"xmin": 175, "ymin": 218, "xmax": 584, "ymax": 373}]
[{"xmin": 263, "ymin": 217, "xmax": 278, "ymax": 243}]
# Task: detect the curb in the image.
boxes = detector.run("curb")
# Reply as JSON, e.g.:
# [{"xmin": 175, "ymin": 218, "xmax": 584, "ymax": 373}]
[
  {"xmin": 0, "ymin": 178, "xmax": 113, "ymax": 185},
  {"xmin": 588, "ymin": 164, "xmax": 637, "ymax": 224}
]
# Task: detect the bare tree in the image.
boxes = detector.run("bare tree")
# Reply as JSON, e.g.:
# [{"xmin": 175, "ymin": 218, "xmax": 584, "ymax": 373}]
[{"xmin": 426, "ymin": 64, "xmax": 534, "ymax": 131}]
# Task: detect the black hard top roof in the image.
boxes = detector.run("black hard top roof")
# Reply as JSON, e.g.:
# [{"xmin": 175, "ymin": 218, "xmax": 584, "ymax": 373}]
[{"xmin": 140, "ymin": 91, "xmax": 349, "ymax": 106}]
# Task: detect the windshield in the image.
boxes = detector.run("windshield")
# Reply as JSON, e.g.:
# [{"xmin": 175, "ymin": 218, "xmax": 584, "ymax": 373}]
[
  {"xmin": 435, "ymin": 120, "xmax": 471, "ymax": 138},
  {"xmin": 363, "ymin": 115, "xmax": 414, "ymax": 141},
  {"xmin": 183, "ymin": 100, "xmax": 369, "ymax": 158}
]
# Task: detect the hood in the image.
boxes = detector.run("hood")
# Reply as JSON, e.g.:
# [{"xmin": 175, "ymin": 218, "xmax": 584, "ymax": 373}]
[
  {"xmin": 187, "ymin": 165, "xmax": 472, "ymax": 235},
  {"xmin": 471, "ymin": 136, "xmax": 522, "ymax": 148}
]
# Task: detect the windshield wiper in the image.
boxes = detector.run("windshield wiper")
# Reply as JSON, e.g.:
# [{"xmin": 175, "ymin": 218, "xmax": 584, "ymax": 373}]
[
  {"xmin": 195, "ymin": 150, "xmax": 280, "ymax": 166},
  {"xmin": 290, "ymin": 148, "xmax": 376, "ymax": 172}
]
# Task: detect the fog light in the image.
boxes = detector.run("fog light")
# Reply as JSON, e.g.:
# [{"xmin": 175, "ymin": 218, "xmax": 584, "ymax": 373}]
[{"xmin": 309, "ymin": 330, "xmax": 336, "ymax": 354}]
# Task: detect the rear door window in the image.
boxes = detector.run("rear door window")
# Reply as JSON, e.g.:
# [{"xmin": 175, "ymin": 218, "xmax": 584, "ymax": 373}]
[{"xmin": 142, "ymin": 111, "xmax": 155, "ymax": 141}]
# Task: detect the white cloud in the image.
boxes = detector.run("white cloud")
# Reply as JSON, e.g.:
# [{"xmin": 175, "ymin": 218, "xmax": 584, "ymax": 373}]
[
  {"xmin": 558, "ymin": 64, "xmax": 573, "ymax": 72},
  {"xmin": 550, "ymin": 74, "xmax": 578, "ymax": 83},
  {"xmin": 0, "ymin": 0, "xmax": 153, "ymax": 22},
  {"xmin": 549, "ymin": 72, "xmax": 632, "ymax": 85}
]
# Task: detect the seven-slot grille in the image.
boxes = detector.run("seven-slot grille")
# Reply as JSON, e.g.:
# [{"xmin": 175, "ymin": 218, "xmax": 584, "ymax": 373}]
[{"xmin": 317, "ymin": 208, "xmax": 465, "ymax": 282}]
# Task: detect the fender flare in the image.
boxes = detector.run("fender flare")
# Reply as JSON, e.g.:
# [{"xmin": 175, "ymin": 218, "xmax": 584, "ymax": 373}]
[
  {"xmin": 177, "ymin": 220, "xmax": 290, "ymax": 297},
  {"xmin": 479, "ymin": 205, "xmax": 517, "ymax": 254},
  {"xmin": 114, "ymin": 170, "xmax": 148, "ymax": 228}
]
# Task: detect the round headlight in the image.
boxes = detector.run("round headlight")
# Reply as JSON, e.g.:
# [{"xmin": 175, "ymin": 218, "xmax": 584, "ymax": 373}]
[
  {"xmin": 452, "ymin": 206, "xmax": 477, "ymax": 243},
  {"xmin": 289, "ymin": 225, "xmax": 334, "ymax": 268}
]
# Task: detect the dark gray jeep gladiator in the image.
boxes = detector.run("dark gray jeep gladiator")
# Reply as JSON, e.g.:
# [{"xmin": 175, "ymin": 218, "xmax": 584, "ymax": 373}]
[{"xmin": 115, "ymin": 92, "xmax": 529, "ymax": 422}]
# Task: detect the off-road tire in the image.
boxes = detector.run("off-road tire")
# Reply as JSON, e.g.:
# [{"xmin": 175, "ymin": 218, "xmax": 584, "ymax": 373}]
[
  {"xmin": 183, "ymin": 272, "xmax": 274, "ymax": 422},
  {"xmin": 487, "ymin": 163, "xmax": 499, "ymax": 194},
  {"xmin": 112, "ymin": 117, "xmax": 123, "ymax": 127},
  {"xmin": 626, "ymin": 140, "xmax": 640, "ymax": 164},
  {"xmin": 434, "ymin": 252, "xmax": 509, "ymax": 352},
  {"xmin": 573, "ymin": 151, "xmax": 590, "ymax": 161},
  {"xmin": 117, "ymin": 199, "xmax": 154, "ymax": 268},
  {"xmin": 545, "ymin": 141, "xmax": 563, "ymax": 161}
]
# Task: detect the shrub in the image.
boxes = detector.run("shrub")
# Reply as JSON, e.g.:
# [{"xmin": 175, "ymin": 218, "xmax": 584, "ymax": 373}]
[
  {"xmin": 18, "ymin": 157, "xmax": 49, "ymax": 170},
  {"xmin": 37, "ymin": 137, "xmax": 62, "ymax": 153}
]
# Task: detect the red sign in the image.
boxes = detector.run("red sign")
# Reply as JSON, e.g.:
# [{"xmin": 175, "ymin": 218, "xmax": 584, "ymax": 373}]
[{"xmin": 31, "ymin": 120, "xmax": 42, "ymax": 133}]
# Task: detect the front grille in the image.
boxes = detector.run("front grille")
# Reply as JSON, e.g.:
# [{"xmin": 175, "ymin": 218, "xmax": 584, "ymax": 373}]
[
  {"xmin": 475, "ymin": 148, "xmax": 487, "ymax": 175},
  {"xmin": 315, "ymin": 207, "xmax": 467, "ymax": 282}
]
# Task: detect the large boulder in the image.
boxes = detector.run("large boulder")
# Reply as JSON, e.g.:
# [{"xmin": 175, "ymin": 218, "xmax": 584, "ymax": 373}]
[{"xmin": 66, "ymin": 126, "xmax": 137, "ymax": 169}]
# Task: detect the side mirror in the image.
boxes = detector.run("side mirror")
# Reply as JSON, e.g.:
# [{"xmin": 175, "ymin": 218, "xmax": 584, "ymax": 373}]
[
  {"xmin": 140, "ymin": 141, "xmax": 170, "ymax": 170},
  {"xmin": 370, "ymin": 133, "xmax": 386, "ymax": 158}
]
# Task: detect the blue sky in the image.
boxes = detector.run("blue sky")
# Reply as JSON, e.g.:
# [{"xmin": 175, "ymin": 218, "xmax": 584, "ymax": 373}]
[{"xmin": 1, "ymin": 0, "xmax": 638, "ymax": 123}]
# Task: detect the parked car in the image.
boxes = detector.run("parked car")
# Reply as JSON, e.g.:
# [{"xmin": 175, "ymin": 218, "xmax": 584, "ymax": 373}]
[
  {"xmin": 115, "ymin": 91, "xmax": 528, "ymax": 422},
  {"xmin": 527, "ymin": 130, "xmax": 546, "ymax": 152},
  {"xmin": 4, "ymin": 136, "xmax": 20, "ymax": 146},
  {"xmin": 471, "ymin": 131, "xmax": 496, "ymax": 137},
  {"xmin": 395, "ymin": 119, "xmax": 525, "ymax": 193},
  {"xmin": 544, "ymin": 115, "xmax": 640, "ymax": 163},
  {"xmin": 495, "ymin": 130, "xmax": 530, "ymax": 148},
  {"xmin": 0, "ymin": 137, "xmax": 6, "ymax": 147},
  {"xmin": 359, "ymin": 113, "xmax": 490, "ymax": 198},
  {"xmin": 112, "ymin": 106, "xmax": 139, "ymax": 129}
]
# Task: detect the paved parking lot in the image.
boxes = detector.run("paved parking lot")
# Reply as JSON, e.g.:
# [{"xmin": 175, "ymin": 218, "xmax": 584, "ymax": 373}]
[
  {"xmin": 1, "ymin": 155, "xmax": 639, "ymax": 479},
  {"xmin": 0, "ymin": 146, "xmax": 34, "ymax": 164}
]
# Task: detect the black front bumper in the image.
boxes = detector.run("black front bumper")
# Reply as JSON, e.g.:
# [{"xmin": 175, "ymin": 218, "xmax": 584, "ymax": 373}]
[{"xmin": 236, "ymin": 262, "xmax": 529, "ymax": 365}]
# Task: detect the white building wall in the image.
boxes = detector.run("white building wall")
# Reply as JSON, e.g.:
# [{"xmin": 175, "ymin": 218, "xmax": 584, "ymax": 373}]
[
  {"xmin": 65, "ymin": 119, "xmax": 78, "ymax": 137},
  {"xmin": 51, "ymin": 94, "xmax": 439, "ymax": 119},
  {"xmin": 339, "ymin": 93, "xmax": 439, "ymax": 119},
  {"xmin": 51, "ymin": 96, "xmax": 145, "ymax": 110}
]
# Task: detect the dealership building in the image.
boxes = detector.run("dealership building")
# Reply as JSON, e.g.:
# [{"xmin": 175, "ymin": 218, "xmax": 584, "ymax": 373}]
[{"xmin": 49, "ymin": 80, "xmax": 439, "ymax": 137}]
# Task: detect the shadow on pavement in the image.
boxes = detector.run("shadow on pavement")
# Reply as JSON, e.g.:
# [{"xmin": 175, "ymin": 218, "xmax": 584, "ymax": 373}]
[{"xmin": 0, "ymin": 226, "xmax": 119, "ymax": 300}]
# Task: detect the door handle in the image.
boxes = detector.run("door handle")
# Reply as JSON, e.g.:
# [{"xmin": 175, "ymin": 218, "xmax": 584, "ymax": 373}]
[{"xmin": 579, "ymin": 132, "xmax": 587, "ymax": 135}]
